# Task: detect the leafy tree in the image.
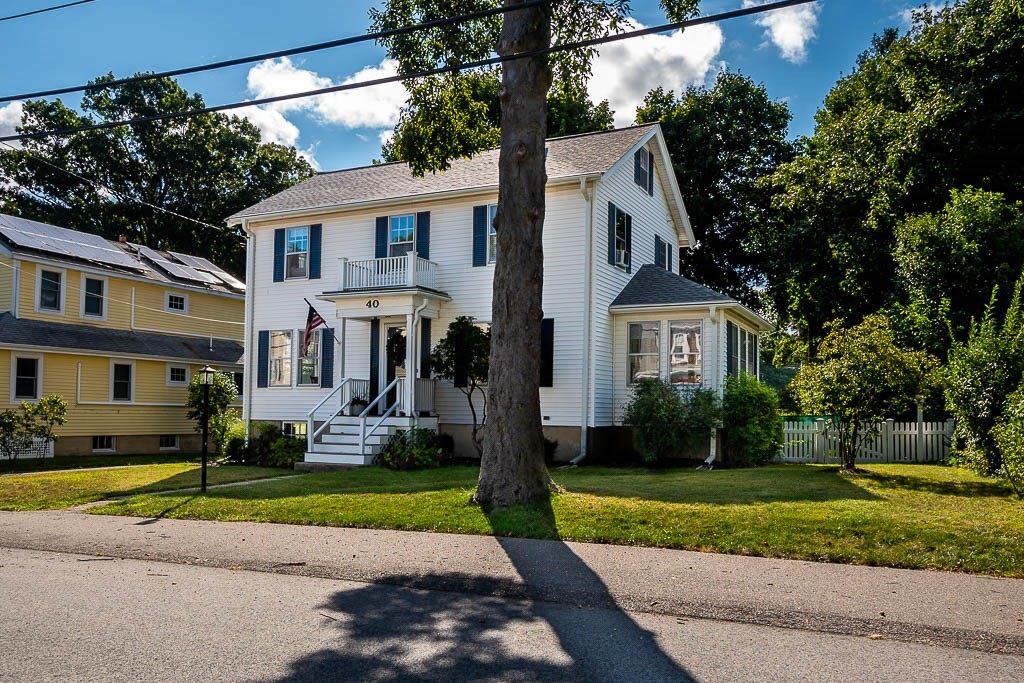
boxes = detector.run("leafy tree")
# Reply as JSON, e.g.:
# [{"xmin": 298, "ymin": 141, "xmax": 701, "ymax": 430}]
[
  {"xmin": 0, "ymin": 395, "xmax": 67, "ymax": 463},
  {"xmin": 946, "ymin": 278, "xmax": 1024, "ymax": 476},
  {"xmin": 635, "ymin": 72, "xmax": 795, "ymax": 307},
  {"xmin": 890, "ymin": 188, "xmax": 1024, "ymax": 357},
  {"xmin": 25, "ymin": 395, "xmax": 68, "ymax": 445},
  {"xmin": 429, "ymin": 316, "xmax": 490, "ymax": 458},
  {"xmin": 371, "ymin": 0, "xmax": 701, "ymax": 508},
  {"xmin": 992, "ymin": 383, "xmax": 1024, "ymax": 496},
  {"xmin": 186, "ymin": 371, "xmax": 240, "ymax": 456},
  {"xmin": 622, "ymin": 379, "xmax": 721, "ymax": 465},
  {"xmin": 760, "ymin": 1, "xmax": 1024, "ymax": 348},
  {"xmin": 722, "ymin": 372, "xmax": 782, "ymax": 466},
  {"xmin": 0, "ymin": 75, "xmax": 314, "ymax": 274},
  {"xmin": 791, "ymin": 315, "xmax": 938, "ymax": 471}
]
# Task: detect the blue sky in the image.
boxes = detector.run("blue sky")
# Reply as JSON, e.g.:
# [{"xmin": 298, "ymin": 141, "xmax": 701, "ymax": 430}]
[{"xmin": 0, "ymin": 0, "xmax": 945, "ymax": 171}]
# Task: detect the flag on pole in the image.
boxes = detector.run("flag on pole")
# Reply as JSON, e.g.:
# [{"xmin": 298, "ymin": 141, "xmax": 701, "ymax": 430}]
[{"xmin": 302, "ymin": 301, "xmax": 326, "ymax": 356}]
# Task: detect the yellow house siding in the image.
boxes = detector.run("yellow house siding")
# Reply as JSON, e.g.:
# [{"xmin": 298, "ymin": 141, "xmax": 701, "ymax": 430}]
[
  {"xmin": 132, "ymin": 281, "xmax": 244, "ymax": 340},
  {"xmin": 0, "ymin": 256, "xmax": 13, "ymax": 312}
]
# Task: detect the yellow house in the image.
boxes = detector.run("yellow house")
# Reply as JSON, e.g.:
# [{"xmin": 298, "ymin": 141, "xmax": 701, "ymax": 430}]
[{"xmin": 0, "ymin": 213, "xmax": 245, "ymax": 456}]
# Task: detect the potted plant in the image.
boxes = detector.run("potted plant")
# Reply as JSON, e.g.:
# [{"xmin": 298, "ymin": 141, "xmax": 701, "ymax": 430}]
[{"xmin": 349, "ymin": 394, "xmax": 369, "ymax": 416}]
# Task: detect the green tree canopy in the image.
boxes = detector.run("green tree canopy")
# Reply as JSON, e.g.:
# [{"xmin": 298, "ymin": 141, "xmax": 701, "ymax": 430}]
[
  {"xmin": 635, "ymin": 72, "xmax": 795, "ymax": 308},
  {"xmin": 759, "ymin": 1, "xmax": 1024, "ymax": 348},
  {"xmin": 0, "ymin": 74, "xmax": 314, "ymax": 274}
]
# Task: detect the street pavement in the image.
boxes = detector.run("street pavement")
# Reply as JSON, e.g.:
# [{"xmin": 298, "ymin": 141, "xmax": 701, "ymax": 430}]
[{"xmin": 1, "ymin": 509, "xmax": 1023, "ymax": 681}]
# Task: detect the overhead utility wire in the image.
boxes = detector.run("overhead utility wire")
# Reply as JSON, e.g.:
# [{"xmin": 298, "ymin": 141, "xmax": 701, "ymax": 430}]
[
  {"xmin": 0, "ymin": 0, "xmax": 94, "ymax": 23},
  {"xmin": 0, "ymin": 0, "xmax": 554, "ymax": 103},
  {"xmin": 0, "ymin": 140, "xmax": 224, "ymax": 232},
  {"xmin": 0, "ymin": 0, "xmax": 816, "ymax": 145}
]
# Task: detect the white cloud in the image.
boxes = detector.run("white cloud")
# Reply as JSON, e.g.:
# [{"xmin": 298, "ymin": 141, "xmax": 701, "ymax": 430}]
[
  {"xmin": 743, "ymin": 0, "xmax": 821, "ymax": 64},
  {"xmin": 0, "ymin": 101, "xmax": 24, "ymax": 149},
  {"xmin": 898, "ymin": 3, "xmax": 949, "ymax": 26},
  {"xmin": 589, "ymin": 21, "xmax": 725, "ymax": 127}
]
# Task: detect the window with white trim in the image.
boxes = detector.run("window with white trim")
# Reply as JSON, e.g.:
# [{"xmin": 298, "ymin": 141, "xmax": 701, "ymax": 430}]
[
  {"xmin": 270, "ymin": 330, "xmax": 292, "ymax": 386},
  {"xmin": 167, "ymin": 364, "xmax": 188, "ymax": 386},
  {"xmin": 159, "ymin": 434, "xmax": 179, "ymax": 450},
  {"xmin": 669, "ymin": 320, "xmax": 702, "ymax": 385},
  {"xmin": 627, "ymin": 322, "xmax": 660, "ymax": 384},
  {"xmin": 298, "ymin": 329, "xmax": 320, "ymax": 386},
  {"xmin": 38, "ymin": 269, "xmax": 63, "ymax": 312},
  {"xmin": 82, "ymin": 276, "xmax": 105, "ymax": 318},
  {"xmin": 389, "ymin": 214, "xmax": 415, "ymax": 257},
  {"xmin": 13, "ymin": 356, "xmax": 40, "ymax": 400},
  {"xmin": 92, "ymin": 435, "xmax": 115, "ymax": 452},
  {"xmin": 487, "ymin": 204, "xmax": 498, "ymax": 263},
  {"xmin": 111, "ymin": 362, "xmax": 133, "ymax": 402},
  {"xmin": 165, "ymin": 292, "xmax": 188, "ymax": 314},
  {"xmin": 285, "ymin": 226, "xmax": 309, "ymax": 279},
  {"xmin": 727, "ymin": 322, "xmax": 759, "ymax": 379},
  {"xmin": 613, "ymin": 206, "xmax": 631, "ymax": 270},
  {"xmin": 282, "ymin": 421, "xmax": 307, "ymax": 437}
]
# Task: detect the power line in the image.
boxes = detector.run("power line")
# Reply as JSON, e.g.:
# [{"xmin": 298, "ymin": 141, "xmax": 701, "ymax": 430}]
[
  {"xmin": 0, "ymin": 140, "xmax": 224, "ymax": 232},
  {"xmin": 0, "ymin": 0, "xmax": 94, "ymax": 23},
  {"xmin": 0, "ymin": 0, "xmax": 817, "ymax": 145},
  {"xmin": 0, "ymin": 0, "xmax": 554, "ymax": 104}
]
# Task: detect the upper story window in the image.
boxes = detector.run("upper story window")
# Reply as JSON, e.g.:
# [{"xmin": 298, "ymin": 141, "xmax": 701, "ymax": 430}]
[
  {"xmin": 165, "ymin": 292, "xmax": 189, "ymax": 314},
  {"xmin": 669, "ymin": 320, "xmax": 702, "ymax": 385},
  {"xmin": 286, "ymin": 226, "xmax": 309, "ymax": 278},
  {"xmin": 82, "ymin": 276, "xmax": 105, "ymax": 318},
  {"xmin": 609, "ymin": 204, "xmax": 632, "ymax": 270},
  {"xmin": 389, "ymin": 214, "xmax": 415, "ymax": 257},
  {"xmin": 634, "ymin": 148, "xmax": 654, "ymax": 195},
  {"xmin": 487, "ymin": 204, "xmax": 498, "ymax": 264},
  {"xmin": 627, "ymin": 321, "xmax": 660, "ymax": 384},
  {"xmin": 38, "ymin": 269, "xmax": 63, "ymax": 312},
  {"xmin": 270, "ymin": 330, "xmax": 292, "ymax": 386},
  {"xmin": 13, "ymin": 356, "xmax": 40, "ymax": 400}
]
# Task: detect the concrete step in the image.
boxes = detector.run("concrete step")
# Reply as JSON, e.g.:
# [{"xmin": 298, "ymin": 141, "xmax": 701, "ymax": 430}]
[
  {"xmin": 306, "ymin": 442, "xmax": 384, "ymax": 456},
  {"xmin": 327, "ymin": 416, "xmax": 439, "ymax": 430},
  {"xmin": 303, "ymin": 452, "xmax": 376, "ymax": 466},
  {"xmin": 320, "ymin": 433, "xmax": 392, "ymax": 446}
]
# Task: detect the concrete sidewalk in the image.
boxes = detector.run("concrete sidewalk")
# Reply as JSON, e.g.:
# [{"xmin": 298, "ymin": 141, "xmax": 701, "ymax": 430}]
[{"xmin": 1, "ymin": 509, "xmax": 1021, "ymax": 655}]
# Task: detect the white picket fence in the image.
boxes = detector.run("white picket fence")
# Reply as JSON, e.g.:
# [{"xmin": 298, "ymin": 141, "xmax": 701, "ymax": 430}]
[
  {"xmin": 778, "ymin": 418, "xmax": 955, "ymax": 464},
  {"xmin": 0, "ymin": 438, "xmax": 55, "ymax": 460}
]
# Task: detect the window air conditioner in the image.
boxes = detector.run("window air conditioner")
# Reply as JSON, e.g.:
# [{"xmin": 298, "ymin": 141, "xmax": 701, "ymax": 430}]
[{"xmin": 615, "ymin": 249, "xmax": 629, "ymax": 268}]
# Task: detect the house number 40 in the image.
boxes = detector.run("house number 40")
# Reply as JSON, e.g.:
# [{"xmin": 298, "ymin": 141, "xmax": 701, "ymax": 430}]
[{"xmin": 365, "ymin": 299, "xmax": 380, "ymax": 308}]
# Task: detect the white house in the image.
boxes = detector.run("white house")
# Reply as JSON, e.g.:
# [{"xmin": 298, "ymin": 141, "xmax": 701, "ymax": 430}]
[{"xmin": 229, "ymin": 124, "xmax": 769, "ymax": 466}]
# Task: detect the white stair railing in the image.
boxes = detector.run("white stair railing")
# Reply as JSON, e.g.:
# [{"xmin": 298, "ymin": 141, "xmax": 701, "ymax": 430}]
[
  {"xmin": 305, "ymin": 379, "xmax": 353, "ymax": 453},
  {"xmin": 358, "ymin": 377, "xmax": 404, "ymax": 454}
]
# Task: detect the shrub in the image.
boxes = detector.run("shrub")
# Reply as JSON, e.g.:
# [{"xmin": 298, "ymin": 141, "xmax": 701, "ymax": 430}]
[
  {"xmin": 722, "ymin": 372, "xmax": 782, "ymax": 466},
  {"xmin": 622, "ymin": 379, "xmax": 721, "ymax": 465},
  {"xmin": 544, "ymin": 438, "xmax": 559, "ymax": 465},
  {"xmin": 266, "ymin": 436, "xmax": 306, "ymax": 469},
  {"xmin": 992, "ymin": 383, "xmax": 1024, "ymax": 496},
  {"xmin": 380, "ymin": 428, "xmax": 442, "ymax": 470}
]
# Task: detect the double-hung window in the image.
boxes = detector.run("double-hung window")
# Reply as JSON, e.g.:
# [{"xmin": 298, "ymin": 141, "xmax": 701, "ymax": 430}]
[
  {"xmin": 669, "ymin": 320, "xmax": 702, "ymax": 385},
  {"xmin": 270, "ymin": 330, "xmax": 292, "ymax": 386},
  {"xmin": 39, "ymin": 269, "xmax": 62, "ymax": 312},
  {"xmin": 13, "ymin": 357, "xmax": 40, "ymax": 400},
  {"xmin": 610, "ymin": 204, "xmax": 632, "ymax": 270},
  {"xmin": 487, "ymin": 204, "xmax": 498, "ymax": 263},
  {"xmin": 389, "ymin": 214, "xmax": 415, "ymax": 257},
  {"xmin": 298, "ymin": 329, "xmax": 320, "ymax": 386},
  {"xmin": 627, "ymin": 322, "xmax": 660, "ymax": 384},
  {"xmin": 83, "ymin": 277, "xmax": 105, "ymax": 318},
  {"xmin": 727, "ymin": 322, "xmax": 759, "ymax": 379},
  {"xmin": 112, "ymin": 362, "xmax": 133, "ymax": 402},
  {"xmin": 285, "ymin": 227, "xmax": 309, "ymax": 279}
]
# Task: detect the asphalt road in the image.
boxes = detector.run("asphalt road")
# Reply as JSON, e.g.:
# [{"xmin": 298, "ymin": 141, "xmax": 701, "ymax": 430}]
[{"xmin": 2, "ymin": 547, "xmax": 1022, "ymax": 683}]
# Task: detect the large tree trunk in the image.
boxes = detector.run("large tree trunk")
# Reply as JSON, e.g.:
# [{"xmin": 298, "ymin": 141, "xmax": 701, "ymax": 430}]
[{"xmin": 475, "ymin": 0, "xmax": 553, "ymax": 509}]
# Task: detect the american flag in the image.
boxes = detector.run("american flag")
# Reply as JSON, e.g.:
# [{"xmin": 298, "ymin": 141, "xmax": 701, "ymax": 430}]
[{"xmin": 302, "ymin": 302, "xmax": 326, "ymax": 356}]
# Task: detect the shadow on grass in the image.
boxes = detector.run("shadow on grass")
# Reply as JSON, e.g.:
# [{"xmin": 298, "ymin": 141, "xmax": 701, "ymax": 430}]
[
  {"xmin": 849, "ymin": 469, "xmax": 1013, "ymax": 499},
  {"xmin": 1, "ymin": 453, "xmax": 201, "ymax": 475},
  {"xmin": 134, "ymin": 495, "xmax": 199, "ymax": 524},
  {"xmin": 271, "ymin": 492, "xmax": 694, "ymax": 682}
]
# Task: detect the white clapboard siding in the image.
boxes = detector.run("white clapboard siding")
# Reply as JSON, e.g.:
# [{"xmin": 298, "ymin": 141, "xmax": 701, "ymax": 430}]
[{"xmin": 778, "ymin": 419, "xmax": 955, "ymax": 463}]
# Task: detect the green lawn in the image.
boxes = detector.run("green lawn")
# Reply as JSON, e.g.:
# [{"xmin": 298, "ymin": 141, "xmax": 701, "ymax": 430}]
[
  {"xmin": 0, "ymin": 462, "xmax": 297, "ymax": 511},
  {"xmin": 91, "ymin": 463, "xmax": 1024, "ymax": 577},
  {"xmin": 1, "ymin": 453, "xmax": 205, "ymax": 474}
]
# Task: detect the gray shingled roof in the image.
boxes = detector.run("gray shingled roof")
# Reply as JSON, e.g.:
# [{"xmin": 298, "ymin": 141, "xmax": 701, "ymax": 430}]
[
  {"xmin": 610, "ymin": 265, "xmax": 735, "ymax": 308},
  {"xmin": 0, "ymin": 313, "xmax": 243, "ymax": 365},
  {"xmin": 230, "ymin": 124, "xmax": 658, "ymax": 220}
]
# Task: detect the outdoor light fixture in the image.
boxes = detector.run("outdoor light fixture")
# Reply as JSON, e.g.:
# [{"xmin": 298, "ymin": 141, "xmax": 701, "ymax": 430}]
[{"xmin": 198, "ymin": 365, "xmax": 215, "ymax": 492}]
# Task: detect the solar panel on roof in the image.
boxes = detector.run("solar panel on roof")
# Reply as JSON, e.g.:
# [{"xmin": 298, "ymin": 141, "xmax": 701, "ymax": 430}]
[
  {"xmin": 168, "ymin": 251, "xmax": 245, "ymax": 290},
  {"xmin": 0, "ymin": 215, "xmax": 145, "ymax": 271}
]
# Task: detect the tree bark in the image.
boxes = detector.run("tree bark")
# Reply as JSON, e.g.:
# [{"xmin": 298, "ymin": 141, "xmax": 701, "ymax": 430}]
[{"xmin": 475, "ymin": 0, "xmax": 553, "ymax": 509}]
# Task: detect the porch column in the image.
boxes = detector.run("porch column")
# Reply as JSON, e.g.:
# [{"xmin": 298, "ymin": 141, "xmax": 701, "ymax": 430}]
[{"xmin": 405, "ymin": 313, "xmax": 416, "ymax": 416}]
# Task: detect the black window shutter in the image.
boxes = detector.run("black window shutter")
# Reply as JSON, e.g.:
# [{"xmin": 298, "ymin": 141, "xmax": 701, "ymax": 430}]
[
  {"xmin": 540, "ymin": 318, "xmax": 554, "ymax": 387},
  {"xmin": 320, "ymin": 327, "xmax": 334, "ymax": 388},
  {"xmin": 625, "ymin": 214, "xmax": 633, "ymax": 274},
  {"xmin": 420, "ymin": 318, "xmax": 431, "ymax": 379},
  {"xmin": 752, "ymin": 334, "xmax": 759, "ymax": 380},
  {"xmin": 272, "ymin": 229, "xmax": 285, "ymax": 282},
  {"xmin": 369, "ymin": 320, "xmax": 380, "ymax": 399},
  {"xmin": 647, "ymin": 150, "xmax": 655, "ymax": 196},
  {"xmin": 726, "ymin": 321, "xmax": 737, "ymax": 378},
  {"xmin": 472, "ymin": 205, "xmax": 488, "ymax": 267},
  {"xmin": 257, "ymin": 330, "xmax": 269, "ymax": 388},
  {"xmin": 654, "ymin": 235, "xmax": 665, "ymax": 269},
  {"xmin": 607, "ymin": 202, "xmax": 616, "ymax": 265},
  {"xmin": 416, "ymin": 212, "xmax": 430, "ymax": 259},
  {"xmin": 308, "ymin": 224, "xmax": 322, "ymax": 280},
  {"xmin": 375, "ymin": 217, "xmax": 388, "ymax": 259},
  {"xmin": 633, "ymin": 149, "xmax": 643, "ymax": 186}
]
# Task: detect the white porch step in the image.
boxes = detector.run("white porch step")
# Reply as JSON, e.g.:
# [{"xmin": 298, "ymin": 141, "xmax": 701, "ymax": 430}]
[
  {"xmin": 308, "ymin": 442, "xmax": 385, "ymax": 456},
  {"xmin": 320, "ymin": 432, "xmax": 392, "ymax": 446},
  {"xmin": 304, "ymin": 452, "xmax": 377, "ymax": 466},
  {"xmin": 325, "ymin": 416, "xmax": 439, "ymax": 430}
]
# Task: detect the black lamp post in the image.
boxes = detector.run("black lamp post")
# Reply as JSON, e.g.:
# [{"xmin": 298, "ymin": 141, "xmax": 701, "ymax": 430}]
[{"xmin": 198, "ymin": 365, "xmax": 215, "ymax": 493}]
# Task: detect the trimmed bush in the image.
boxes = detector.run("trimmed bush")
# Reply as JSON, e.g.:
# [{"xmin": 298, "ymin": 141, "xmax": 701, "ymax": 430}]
[
  {"xmin": 622, "ymin": 379, "xmax": 721, "ymax": 465},
  {"xmin": 266, "ymin": 436, "xmax": 306, "ymax": 469},
  {"xmin": 380, "ymin": 428, "xmax": 442, "ymax": 470},
  {"xmin": 722, "ymin": 372, "xmax": 782, "ymax": 466},
  {"xmin": 992, "ymin": 384, "xmax": 1024, "ymax": 496}
]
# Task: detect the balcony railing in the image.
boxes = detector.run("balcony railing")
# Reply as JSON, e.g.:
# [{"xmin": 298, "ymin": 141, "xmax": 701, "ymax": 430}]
[{"xmin": 337, "ymin": 252, "xmax": 438, "ymax": 291}]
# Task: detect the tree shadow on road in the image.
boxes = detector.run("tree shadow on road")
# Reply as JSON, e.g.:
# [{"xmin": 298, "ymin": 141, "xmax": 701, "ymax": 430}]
[{"xmin": 273, "ymin": 493, "xmax": 694, "ymax": 681}]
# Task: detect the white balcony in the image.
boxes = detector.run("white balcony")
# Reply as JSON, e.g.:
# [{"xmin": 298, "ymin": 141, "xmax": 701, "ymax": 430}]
[{"xmin": 337, "ymin": 252, "xmax": 438, "ymax": 291}]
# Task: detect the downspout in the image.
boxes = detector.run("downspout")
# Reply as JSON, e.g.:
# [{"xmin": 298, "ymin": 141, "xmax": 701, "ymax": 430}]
[
  {"xmin": 571, "ymin": 175, "xmax": 597, "ymax": 465},
  {"xmin": 410, "ymin": 298, "xmax": 429, "ymax": 426},
  {"xmin": 242, "ymin": 219, "xmax": 256, "ymax": 439},
  {"xmin": 12, "ymin": 260, "xmax": 19, "ymax": 318},
  {"xmin": 699, "ymin": 304, "xmax": 725, "ymax": 470}
]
